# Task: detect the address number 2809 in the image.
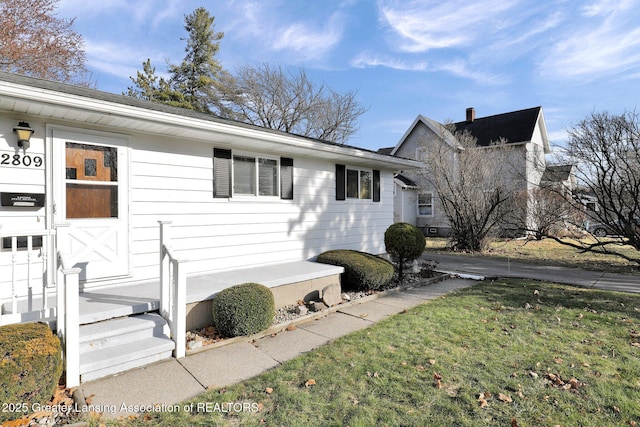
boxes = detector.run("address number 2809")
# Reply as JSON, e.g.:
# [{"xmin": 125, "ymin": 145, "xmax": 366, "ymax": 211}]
[{"xmin": 1, "ymin": 153, "xmax": 44, "ymax": 168}]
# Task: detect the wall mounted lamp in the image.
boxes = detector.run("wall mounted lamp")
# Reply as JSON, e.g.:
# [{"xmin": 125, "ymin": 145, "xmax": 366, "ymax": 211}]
[{"xmin": 13, "ymin": 121, "xmax": 34, "ymax": 150}]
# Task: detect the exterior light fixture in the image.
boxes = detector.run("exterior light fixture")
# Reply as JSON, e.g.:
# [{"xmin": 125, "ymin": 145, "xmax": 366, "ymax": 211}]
[{"xmin": 13, "ymin": 121, "xmax": 34, "ymax": 150}]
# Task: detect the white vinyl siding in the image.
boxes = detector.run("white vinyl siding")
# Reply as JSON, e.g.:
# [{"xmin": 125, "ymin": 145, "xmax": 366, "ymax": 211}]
[{"xmin": 125, "ymin": 136, "xmax": 395, "ymax": 284}]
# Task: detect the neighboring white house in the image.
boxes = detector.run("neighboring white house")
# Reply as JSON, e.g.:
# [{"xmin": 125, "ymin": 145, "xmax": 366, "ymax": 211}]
[
  {"xmin": 381, "ymin": 107, "xmax": 551, "ymax": 236},
  {"xmin": 0, "ymin": 71, "xmax": 421, "ymax": 385}
]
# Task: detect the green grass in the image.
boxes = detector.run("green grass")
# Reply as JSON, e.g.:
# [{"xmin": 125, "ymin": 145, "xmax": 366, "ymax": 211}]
[
  {"xmin": 425, "ymin": 237, "xmax": 640, "ymax": 274},
  {"xmin": 110, "ymin": 279, "xmax": 640, "ymax": 426}
]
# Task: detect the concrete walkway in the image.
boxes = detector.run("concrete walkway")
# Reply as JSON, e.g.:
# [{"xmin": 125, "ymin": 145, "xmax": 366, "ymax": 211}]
[
  {"xmin": 78, "ymin": 278, "xmax": 474, "ymax": 418},
  {"xmin": 424, "ymin": 252, "xmax": 640, "ymax": 294}
]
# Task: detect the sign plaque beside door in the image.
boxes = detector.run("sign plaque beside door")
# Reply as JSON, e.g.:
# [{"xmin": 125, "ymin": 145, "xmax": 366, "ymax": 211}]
[{"xmin": 1, "ymin": 192, "xmax": 45, "ymax": 207}]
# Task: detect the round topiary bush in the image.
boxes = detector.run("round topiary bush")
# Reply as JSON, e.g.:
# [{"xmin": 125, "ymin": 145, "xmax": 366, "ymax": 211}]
[
  {"xmin": 0, "ymin": 322, "xmax": 63, "ymax": 423},
  {"xmin": 384, "ymin": 222, "xmax": 426, "ymax": 282},
  {"xmin": 316, "ymin": 250, "xmax": 394, "ymax": 291},
  {"xmin": 211, "ymin": 283, "xmax": 275, "ymax": 337}
]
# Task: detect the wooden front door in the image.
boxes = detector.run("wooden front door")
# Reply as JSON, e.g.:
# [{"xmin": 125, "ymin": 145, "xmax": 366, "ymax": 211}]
[{"xmin": 53, "ymin": 130, "xmax": 130, "ymax": 284}]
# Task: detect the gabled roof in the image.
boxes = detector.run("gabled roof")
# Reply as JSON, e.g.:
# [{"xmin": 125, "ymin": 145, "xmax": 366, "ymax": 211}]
[
  {"xmin": 388, "ymin": 106, "xmax": 550, "ymax": 156},
  {"xmin": 0, "ymin": 71, "xmax": 423, "ymax": 170},
  {"xmin": 541, "ymin": 164, "xmax": 574, "ymax": 182},
  {"xmin": 454, "ymin": 106, "xmax": 543, "ymax": 146}
]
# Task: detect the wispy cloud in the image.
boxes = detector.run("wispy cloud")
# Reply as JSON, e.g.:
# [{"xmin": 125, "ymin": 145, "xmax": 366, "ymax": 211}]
[
  {"xmin": 539, "ymin": 0, "xmax": 640, "ymax": 79},
  {"xmin": 272, "ymin": 14, "xmax": 344, "ymax": 59},
  {"xmin": 352, "ymin": 52, "xmax": 505, "ymax": 85},
  {"xmin": 378, "ymin": 0, "xmax": 521, "ymax": 52},
  {"xmin": 58, "ymin": 0, "xmax": 180, "ymax": 27}
]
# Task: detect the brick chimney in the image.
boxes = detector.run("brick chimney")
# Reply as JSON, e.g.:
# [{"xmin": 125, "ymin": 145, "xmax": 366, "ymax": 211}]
[{"xmin": 466, "ymin": 107, "xmax": 475, "ymax": 123}]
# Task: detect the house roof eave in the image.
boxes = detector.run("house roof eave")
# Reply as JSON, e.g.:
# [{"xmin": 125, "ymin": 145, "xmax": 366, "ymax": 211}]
[{"xmin": 0, "ymin": 72, "xmax": 422, "ymax": 171}]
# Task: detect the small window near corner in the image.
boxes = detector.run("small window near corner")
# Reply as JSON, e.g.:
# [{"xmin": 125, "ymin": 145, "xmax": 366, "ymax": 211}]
[{"xmin": 418, "ymin": 192, "xmax": 433, "ymax": 216}]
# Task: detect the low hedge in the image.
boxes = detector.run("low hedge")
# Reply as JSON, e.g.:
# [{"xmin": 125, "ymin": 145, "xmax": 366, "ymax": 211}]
[
  {"xmin": 316, "ymin": 250, "xmax": 394, "ymax": 291},
  {"xmin": 212, "ymin": 283, "xmax": 275, "ymax": 337},
  {"xmin": 0, "ymin": 322, "xmax": 63, "ymax": 423}
]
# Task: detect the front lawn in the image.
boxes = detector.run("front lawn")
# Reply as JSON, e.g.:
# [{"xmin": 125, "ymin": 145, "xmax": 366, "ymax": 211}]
[
  {"xmin": 116, "ymin": 279, "xmax": 640, "ymax": 426},
  {"xmin": 425, "ymin": 237, "xmax": 640, "ymax": 274}
]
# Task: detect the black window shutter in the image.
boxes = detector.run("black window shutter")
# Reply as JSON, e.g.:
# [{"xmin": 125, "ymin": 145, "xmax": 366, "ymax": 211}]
[
  {"xmin": 373, "ymin": 169, "xmax": 381, "ymax": 202},
  {"xmin": 213, "ymin": 148, "xmax": 232, "ymax": 198},
  {"xmin": 280, "ymin": 157, "xmax": 294, "ymax": 200},
  {"xmin": 336, "ymin": 164, "xmax": 346, "ymax": 201}
]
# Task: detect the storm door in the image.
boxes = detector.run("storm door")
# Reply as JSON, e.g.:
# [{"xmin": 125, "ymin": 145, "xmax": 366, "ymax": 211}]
[{"xmin": 52, "ymin": 130, "xmax": 130, "ymax": 284}]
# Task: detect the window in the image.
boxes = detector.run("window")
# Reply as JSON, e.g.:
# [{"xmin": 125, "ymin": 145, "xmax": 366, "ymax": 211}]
[
  {"xmin": 346, "ymin": 168, "xmax": 372, "ymax": 199},
  {"xmin": 65, "ymin": 142, "xmax": 118, "ymax": 218},
  {"xmin": 418, "ymin": 192, "xmax": 433, "ymax": 216},
  {"xmin": 336, "ymin": 164, "xmax": 380, "ymax": 202},
  {"xmin": 213, "ymin": 148, "xmax": 293, "ymax": 199}
]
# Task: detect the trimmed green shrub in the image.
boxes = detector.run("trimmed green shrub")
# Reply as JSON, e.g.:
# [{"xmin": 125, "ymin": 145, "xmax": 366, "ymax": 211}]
[
  {"xmin": 0, "ymin": 322, "xmax": 63, "ymax": 423},
  {"xmin": 316, "ymin": 250, "xmax": 394, "ymax": 291},
  {"xmin": 211, "ymin": 283, "xmax": 275, "ymax": 337},
  {"xmin": 384, "ymin": 222, "xmax": 426, "ymax": 282}
]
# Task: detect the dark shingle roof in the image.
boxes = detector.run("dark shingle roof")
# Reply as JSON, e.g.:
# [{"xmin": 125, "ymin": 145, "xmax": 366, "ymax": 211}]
[
  {"xmin": 394, "ymin": 173, "xmax": 417, "ymax": 187},
  {"xmin": 377, "ymin": 147, "xmax": 394, "ymax": 155},
  {"xmin": 454, "ymin": 106, "xmax": 541, "ymax": 146}
]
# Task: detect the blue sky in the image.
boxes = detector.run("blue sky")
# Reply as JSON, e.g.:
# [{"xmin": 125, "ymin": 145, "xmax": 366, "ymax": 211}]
[{"xmin": 56, "ymin": 0, "xmax": 640, "ymax": 152}]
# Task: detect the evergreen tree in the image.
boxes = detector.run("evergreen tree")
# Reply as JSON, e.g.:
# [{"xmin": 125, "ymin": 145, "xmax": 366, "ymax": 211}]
[
  {"xmin": 126, "ymin": 7, "xmax": 224, "ymax": 112},
  {"xmin": 168, "ymin": 7, "xmax": 224, "ymax": 113}
]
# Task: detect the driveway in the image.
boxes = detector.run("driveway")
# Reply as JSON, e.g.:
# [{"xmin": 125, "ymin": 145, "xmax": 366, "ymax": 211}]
[{"xmin": 422, "ymin": 252, "xmax": 640, "ymax": 294}]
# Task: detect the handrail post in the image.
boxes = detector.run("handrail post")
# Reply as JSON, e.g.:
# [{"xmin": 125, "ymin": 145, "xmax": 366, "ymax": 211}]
[
  {"xmin": 63, "ymin": 264, "xmax": 81, "ymax": 388},
  {"xmin": 173, "ymin": 260, "xmax": 186, "ymax": 358},
  {"xmin": 159, "ymin": 221, "xmax": 172, "ymax": 327}
]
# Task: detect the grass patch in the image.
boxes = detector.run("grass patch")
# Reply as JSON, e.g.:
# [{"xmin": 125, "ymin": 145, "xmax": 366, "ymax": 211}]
[
  {"xmin": 113, "ymin": 280, "xmax": 640, "ymax": 426},
  {"xmin": 425, "ymin": 237, "xmax": 640, "ymax": 274}
]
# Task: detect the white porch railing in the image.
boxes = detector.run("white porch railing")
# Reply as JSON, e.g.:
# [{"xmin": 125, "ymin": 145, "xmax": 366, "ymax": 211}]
[
  {"xmin": 55, "ymin": 245, "xmax": 81, "ymax": 387},
  {"xmin": 0, "ymin": 228, "xmax": 56, "ymax": 326},
  {"xmin": 159, "ymin": 221, "xmax": 188, "ymax": 359}
]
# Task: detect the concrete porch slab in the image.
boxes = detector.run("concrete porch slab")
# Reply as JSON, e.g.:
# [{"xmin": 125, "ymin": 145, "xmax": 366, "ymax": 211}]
[{"xmin": 74, "ymin": 261, "xmax": 343, "ymax": 325}]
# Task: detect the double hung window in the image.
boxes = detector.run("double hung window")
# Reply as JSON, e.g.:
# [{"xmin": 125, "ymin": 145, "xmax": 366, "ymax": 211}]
[{"xmin": 213, "ymin": 148, "xmax": 293, "ymax": 200}]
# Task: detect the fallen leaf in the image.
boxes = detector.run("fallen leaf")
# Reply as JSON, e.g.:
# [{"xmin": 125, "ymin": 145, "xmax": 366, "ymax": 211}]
[
  {"xmin": 304, "ymin": 379, "xmax": 316, "ymax": 387},
  {"xmin": 554, "ymin": 357, "xmax": 563, "ymax": 364},
  {"xmin": 478, "ymin": 398, "xmax": 488, "ymax": 408},
  {"xmin": 529, "ymin": 371, "xmax": 539, "ymax": 379},
  {"xmin": 285, "ymin": 325, "xmax": 297, "ymax": 331},
  {"xmin": 433, "ymin": 372, "xmax": 443, "ymax": 389},
  {"xmin": 415, "ymin": 364, "xmax": 426, "ymax": 371},
  {"xmin": 512, "ymin": 418, "xmax": 520, "ymax": 427},
  {"xmin": 428, "ymin": 359, "xmax": 436, "ymax": 365},
  {"xmin": 582, "ymin": 362, "xmax": 591, "ymax": 367},
  {"xmin": 631, "ymin": 342, "xmax": 640, "ymax": 347},
  {"xmin": 265, "ymin": 387, "xmax": 273, "ymax": 394},
  {"xmin": 498, "ymin": 393, "xmax": 513, "ymax": 403}
]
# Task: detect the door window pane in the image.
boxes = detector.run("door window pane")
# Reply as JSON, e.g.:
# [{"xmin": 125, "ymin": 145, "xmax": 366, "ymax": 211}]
[{"xmin": 65, "ymin": 143, "xmax": 118, "ymax": 218}]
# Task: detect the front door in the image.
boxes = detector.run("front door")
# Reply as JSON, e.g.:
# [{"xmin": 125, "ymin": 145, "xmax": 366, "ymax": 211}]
[{"xmin": 52, "ymin": 130, "xmax": 130, "ymax": 284}]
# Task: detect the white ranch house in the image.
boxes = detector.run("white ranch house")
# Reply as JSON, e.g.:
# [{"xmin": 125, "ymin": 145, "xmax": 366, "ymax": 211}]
[{"xmin": 0, "ymin": 72, "xmax": 420, "ymax": 386}]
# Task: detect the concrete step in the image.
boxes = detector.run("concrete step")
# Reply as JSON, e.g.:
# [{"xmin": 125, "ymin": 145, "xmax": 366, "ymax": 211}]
[
  {"xmin": 80, "ymin": 313, "xmax": 166, "ymax": 353},
  {"xmin": 80, "ymin": 336, "xmax": 175, "ymax": 382},
  {"xmin": 78, "ymin": 313, "xmax": 175, "ymax": 383}
]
